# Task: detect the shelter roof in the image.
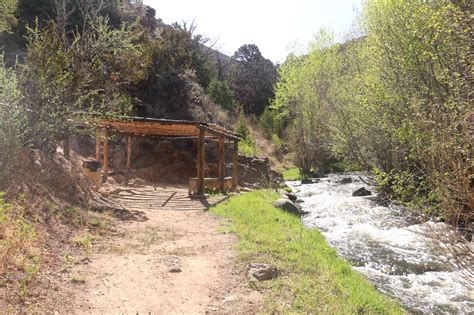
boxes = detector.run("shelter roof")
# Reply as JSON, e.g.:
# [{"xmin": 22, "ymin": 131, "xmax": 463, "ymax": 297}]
[{"xmin": 95, "ymin": 116, "xmax": 241, "ymax": 141}]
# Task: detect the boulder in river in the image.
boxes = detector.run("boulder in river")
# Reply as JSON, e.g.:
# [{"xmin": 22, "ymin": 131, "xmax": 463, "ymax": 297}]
[
  {"xmin": 273, "ymin": 198, "xmax": 304, "ymax": 216},
  {"xmin": 285, "ymin": 192, "xmax": 298, "ymax": 201},
  {"xmin": 352, "ymin": 187, "xmax": 372, "ymax": 197},
  {"xmin": 247, "ymin": 263, "xmax": 278, "ymax": 281}
]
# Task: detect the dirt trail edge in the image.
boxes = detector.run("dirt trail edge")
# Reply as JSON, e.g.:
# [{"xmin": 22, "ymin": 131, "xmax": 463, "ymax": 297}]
[{"xmin": 61, "ymin": 186, "xmax": 262, "ymax": 314}]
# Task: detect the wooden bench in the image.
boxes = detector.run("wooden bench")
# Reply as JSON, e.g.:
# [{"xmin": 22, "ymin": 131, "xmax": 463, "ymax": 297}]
[{"xmin": 189, "ymin": 177, "xmax": 233, "ymax": 195}]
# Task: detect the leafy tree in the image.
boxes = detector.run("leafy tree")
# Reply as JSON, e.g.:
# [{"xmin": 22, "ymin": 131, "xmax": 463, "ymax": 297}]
[
  {"xmin": 229, "ymin": 44, "xmax": 277, "ymax": 115},
  {"xmin": 21, "ymin": 14, "xmax": 146, "ymax": 153}
]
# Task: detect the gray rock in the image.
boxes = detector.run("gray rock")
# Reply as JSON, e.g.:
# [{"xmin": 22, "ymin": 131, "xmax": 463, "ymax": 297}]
[
  {"xmin": 247, "ymin": 263, "xmax": 278, "ymax": 281},
  {"xmin": 352, "ymin": 187, "xmax": 372, "ymax": 197},
  {"xmin": 273, "ymin": 198, "xmax": 303, "ymax": 216},
  {"xmin": 163, "ymin": 255, "xmax": 182, "ymax": 273},
  {"xmin": 285, "ymin": 193, "xmax": 297, "ymax": 201}
]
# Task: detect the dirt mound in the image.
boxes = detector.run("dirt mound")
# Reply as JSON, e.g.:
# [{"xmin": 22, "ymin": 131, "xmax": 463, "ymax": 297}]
[{"xmin": 0, "ymin": 148, "xmax": 113, "ymax": 311}]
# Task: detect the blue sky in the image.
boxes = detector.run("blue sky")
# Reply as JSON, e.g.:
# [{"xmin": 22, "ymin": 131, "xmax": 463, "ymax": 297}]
[{"xmin": 143, "ymin": 0, "xmax": 363, "ymax": 63}]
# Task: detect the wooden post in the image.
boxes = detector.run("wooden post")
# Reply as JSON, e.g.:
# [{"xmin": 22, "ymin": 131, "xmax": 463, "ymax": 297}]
[
  {"xmin": 63, "ymin": 136, "xmax": 70, "ymax": 160},
  {"xmin": 103, "ymin": 128, "xmax": 109, "ymax": 182},
  {"xmin": 218, "ymin": 136, "xmax": 225, "ymax": 192},
  {"xmin": 197, "ymin": 127, "xmax": 205, "ymax": 195},
  {"xmin": 232, "ymin": 140, "xmax": 239, "ymax": 190},
  {"xmin": 126, "ymin": 135, "xmax": 132, "ymax": 172},
  {"xmin": 95, "ymin": 137, "xmax": 101, "ymax": 162}
]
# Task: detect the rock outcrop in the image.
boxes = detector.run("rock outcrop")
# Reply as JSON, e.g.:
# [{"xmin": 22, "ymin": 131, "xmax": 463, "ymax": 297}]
[{"xmin": 230, "ymin": 156, "xmax": 283, "ymax": 189}]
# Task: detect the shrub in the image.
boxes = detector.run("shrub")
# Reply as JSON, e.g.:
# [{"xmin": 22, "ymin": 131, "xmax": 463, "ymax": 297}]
[{"xmin": 206, "ymin": 78, "xmax": 235, "ymax": 110}]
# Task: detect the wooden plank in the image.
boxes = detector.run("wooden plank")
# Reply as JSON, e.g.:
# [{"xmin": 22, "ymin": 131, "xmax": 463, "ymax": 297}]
[
  {"xmin": 103, "ymin": 128, "xmax": 109, "ymax": 182},
  {"xmin": 197, "ymin": 127, "xmax": 205, "ymax": 195},
  {"xmin": 232, "ymin": 140, "xmax": 239, "ymax": 190},
  {"xmin": 218, "ymin": 136, "xmax": 225, "ymax": 191},
  {"xmin": 95, "ymin": 118, "xmax": 240, "ymax": 140},
  {"xmin": 201, "ymin": 124, "xmax": 241, "ymax": 141},
  {"xmin": 95, "ymin": 137, "xmax": 101, "ymax": 162},
  {"xmin": 126, "ymin": 135, "xmax": 132, "ymax": 172}
]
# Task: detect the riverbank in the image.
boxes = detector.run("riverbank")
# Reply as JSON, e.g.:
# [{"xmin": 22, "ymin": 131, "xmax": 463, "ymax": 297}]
[{"xmin": 211, "ymin": 190, "xmax": 403, "ymax": 313}]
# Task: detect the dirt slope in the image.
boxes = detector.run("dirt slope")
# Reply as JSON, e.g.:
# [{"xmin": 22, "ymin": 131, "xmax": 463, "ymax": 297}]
[{"xmin": 59, "ymin": 184, "xmax": 262, "ymax": 314}]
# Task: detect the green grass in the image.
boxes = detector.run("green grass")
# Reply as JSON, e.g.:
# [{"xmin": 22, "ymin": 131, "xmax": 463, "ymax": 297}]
[
  {"xmin": 282, "ymin": 167, "xmax": 302, "ymax": 181},
  {"xmin": 211, "ymin": 190, "xmax": 403, "ymax": 314}
]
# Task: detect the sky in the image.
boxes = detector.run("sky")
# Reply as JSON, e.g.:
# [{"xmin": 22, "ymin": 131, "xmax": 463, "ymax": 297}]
[{"xmin": 142, "ymin": 0, "xmax": 363, "ymax": 63}]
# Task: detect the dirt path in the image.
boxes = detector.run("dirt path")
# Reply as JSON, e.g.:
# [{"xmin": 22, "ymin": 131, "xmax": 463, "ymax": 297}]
[{"xmin": 62, "ymin": 184, "xmax": 262, "ymax": 314}]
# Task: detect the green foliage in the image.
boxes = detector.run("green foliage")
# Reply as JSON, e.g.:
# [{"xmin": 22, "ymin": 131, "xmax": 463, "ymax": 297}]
[
  {"xmin": 259, "ymin": 107, "xmax": 284, "ymax": 137},
  {"xmin": 271, "ymin": 30, "xmax": 344, "ymax": 177},
  {"xmin": 211, "ymin": 191, "xmax": 402, "ymax": 313},
  {"xmin": 21, "ymin": 15, "xmax": 146, "ymax": 153},
  {"xmin": 0, "ymin": 55, "xmax": 24, "ymax": 185},
  {"xmin": 229, "ymin": 44, "xmax": 277, "ymax": 115},
  {"xmin": 374, "ymin": 168, "xmax": 441, "ymax": 216},
  {"xmin": 282, "ymin": 167, "xmax": 302, "ymax": 181},
  {"xmin": 235, "ymin": 111, "xmax": 258, "ymax": 156},
  {"xmin": 206, "ymin": 78, "xmax": 235, "ymax": 109},
  {"xmin": 271, "ymin": 133, "xmax": 284, "ymax": 155},
  {"xmin": 0, "ymin": 0, "xmax": 18, "ymax": 32}
]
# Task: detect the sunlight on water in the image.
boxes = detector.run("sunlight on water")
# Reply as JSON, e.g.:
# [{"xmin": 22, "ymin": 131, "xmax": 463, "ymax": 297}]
[{"xmin": 287, "ymin": 174, "xmax": 473, "ymax": 314}]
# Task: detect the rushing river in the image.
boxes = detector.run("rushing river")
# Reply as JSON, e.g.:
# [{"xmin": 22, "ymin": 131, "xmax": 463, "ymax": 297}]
[{"xmin": 287, "ymin": 173, "xmax": 473, "ymax": 314}]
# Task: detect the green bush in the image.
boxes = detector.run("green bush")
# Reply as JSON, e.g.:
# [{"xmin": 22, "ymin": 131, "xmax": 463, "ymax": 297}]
[
  {"xmin": 259, "ymin": 107, "xmax": 284, "ymax": 137},
  {"xmin": 235, "ymin": 113, "xmax": 258, "ymax": 156},
  {"xmin": 206, "ymin": 78, "xmax": 235, "ymax": 110},
  {"xmin": 282, "ymin": 167, "xmax": 302, "ymax": 181},
  {"xmin": 271, "ymin": 133, "xmax": 284, "ymax": 155}
]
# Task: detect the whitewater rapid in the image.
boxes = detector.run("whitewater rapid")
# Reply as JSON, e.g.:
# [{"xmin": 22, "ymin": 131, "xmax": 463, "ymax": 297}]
[{"xmin": 287, "ymin": 173, "xmax": 473, "ymax": 314}]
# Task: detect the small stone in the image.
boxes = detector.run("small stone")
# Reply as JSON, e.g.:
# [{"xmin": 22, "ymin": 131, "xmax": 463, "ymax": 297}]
[{"xmin": 247, "ymin": 263, "xmax": 278, "ymax": 281}]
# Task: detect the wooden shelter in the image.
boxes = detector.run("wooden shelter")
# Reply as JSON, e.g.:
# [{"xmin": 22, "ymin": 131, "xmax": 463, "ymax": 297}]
[{"xmin": 92, "ymin": 116, "xmax": 241, "ymax": 196}]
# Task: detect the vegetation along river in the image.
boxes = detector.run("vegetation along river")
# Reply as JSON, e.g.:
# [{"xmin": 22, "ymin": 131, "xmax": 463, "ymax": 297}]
[{"xmin": 287, "ymin": 174, "xmax": 473, "ymax": 314}]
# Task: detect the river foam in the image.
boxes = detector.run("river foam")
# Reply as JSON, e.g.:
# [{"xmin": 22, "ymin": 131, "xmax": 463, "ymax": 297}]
[{"xmin": 287, "ymin": 173, "xmax": 473, "ymax": 314}]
